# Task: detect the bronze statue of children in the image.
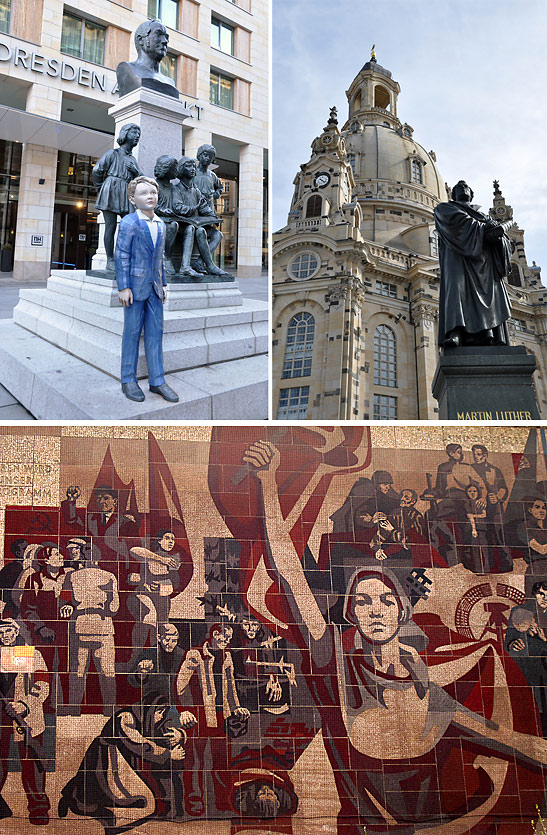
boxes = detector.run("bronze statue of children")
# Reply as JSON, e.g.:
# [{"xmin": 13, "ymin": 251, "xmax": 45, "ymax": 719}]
[
  {"xmin": 153, "ymin": 155, "xmax": 179, "ymax": 276},
  {"xmin": 93, "ymin": 124, "xmax": 142, "ymax": 273},
  {"xmin": 171, "ymin": 157, "xmax": 230, "ymax": 280}
]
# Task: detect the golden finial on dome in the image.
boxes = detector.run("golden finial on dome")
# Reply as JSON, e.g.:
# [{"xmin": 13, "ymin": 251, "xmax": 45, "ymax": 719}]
[{"xmin": 371, "ymin": 44, "xmax": 377, "ymax": 62}]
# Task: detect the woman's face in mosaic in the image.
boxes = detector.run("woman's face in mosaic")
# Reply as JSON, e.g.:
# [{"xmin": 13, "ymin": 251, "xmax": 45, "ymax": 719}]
[{"xmin": 352, "ymin": 578, "xmax": 400, "ymax": 644}]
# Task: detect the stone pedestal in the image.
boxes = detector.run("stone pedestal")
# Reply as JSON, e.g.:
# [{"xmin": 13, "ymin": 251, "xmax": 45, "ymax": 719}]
[
  {"xmin": 432, "ymin": 346, "xmax": 541, "ymax": 420},
  {"xmin": 109, "ymin": 87, "xmax": 192, "ymax": 177},
  {"xmin": 0, "ymin": 270, "xmax": 268, "ymax": 419}
]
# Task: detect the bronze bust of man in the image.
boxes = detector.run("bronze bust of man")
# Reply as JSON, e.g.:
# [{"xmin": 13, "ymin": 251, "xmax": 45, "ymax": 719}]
[{"xmin": 116, "ymin": 19, "xmax": 179, "ymax": 99}]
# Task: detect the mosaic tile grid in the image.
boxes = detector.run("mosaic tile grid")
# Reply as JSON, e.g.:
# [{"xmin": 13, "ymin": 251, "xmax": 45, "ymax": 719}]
[{"xmin": 0, "ymin": 425, "xmax": 544, "ymax": 834}]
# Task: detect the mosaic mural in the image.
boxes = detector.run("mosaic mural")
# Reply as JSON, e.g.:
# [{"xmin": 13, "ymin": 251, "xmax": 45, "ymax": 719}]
[{"xmin": 0, "ymin": 426, "xmax": 546, "ymax": 833}]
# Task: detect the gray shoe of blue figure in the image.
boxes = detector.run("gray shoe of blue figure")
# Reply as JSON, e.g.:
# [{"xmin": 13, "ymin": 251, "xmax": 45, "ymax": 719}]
[
  {"xmin": 121, "ymin": 382, "xmax": 145, "ymax": 402},
  {"xmin": 149, "ymin": 383, "xmax": 179, "ymax": 402}
]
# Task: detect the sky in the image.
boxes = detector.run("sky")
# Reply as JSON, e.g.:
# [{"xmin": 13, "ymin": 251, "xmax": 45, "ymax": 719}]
[{"xmin": 272, "ymin": 0, "xmax": 547, "ymax": 270}]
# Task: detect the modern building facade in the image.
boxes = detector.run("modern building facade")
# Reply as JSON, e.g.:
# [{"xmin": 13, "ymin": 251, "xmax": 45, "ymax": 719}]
[
  {"xmin": 0, "ymin": 0, "xmax": 267, "ymax": 281},
  {"xmin": 272, "ymin": 58, "xmax": 546, "ymax": 420}
]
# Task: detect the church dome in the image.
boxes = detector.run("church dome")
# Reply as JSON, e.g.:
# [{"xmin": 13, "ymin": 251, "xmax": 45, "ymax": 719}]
[
  {"xmin": 344, "ymin": 125, "xmax": 447, "ymax": 204},
  {"xmin": 341, "ymin": 57, "xmax": 449, "ymax": 244}
]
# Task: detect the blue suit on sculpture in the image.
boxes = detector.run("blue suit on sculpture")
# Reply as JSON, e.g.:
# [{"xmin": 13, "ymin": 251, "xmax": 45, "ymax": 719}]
[{"xmin": 114, "ymin": 211, "xmax": 166, "ymax": 387}]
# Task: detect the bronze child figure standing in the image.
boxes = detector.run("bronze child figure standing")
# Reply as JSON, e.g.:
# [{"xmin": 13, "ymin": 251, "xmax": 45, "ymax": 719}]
[{"xmin": 93, "ymin": 124, "xmax": 142, "ymax": 273}]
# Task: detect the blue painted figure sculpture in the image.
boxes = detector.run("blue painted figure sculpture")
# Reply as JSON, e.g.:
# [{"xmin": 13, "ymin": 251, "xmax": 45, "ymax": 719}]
[
  {"xmin": 92, "ymin": 124, "xmax": 142, "ymax": 273},
  {"xmin": 114, "ymin": 176, "xmax": 179, "ymax": 403}
]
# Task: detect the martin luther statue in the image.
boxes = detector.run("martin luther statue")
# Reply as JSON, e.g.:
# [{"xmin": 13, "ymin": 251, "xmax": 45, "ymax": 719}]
[{"xmin": 434, "ymin": 180, "xmax": 515, "ymax": 349}]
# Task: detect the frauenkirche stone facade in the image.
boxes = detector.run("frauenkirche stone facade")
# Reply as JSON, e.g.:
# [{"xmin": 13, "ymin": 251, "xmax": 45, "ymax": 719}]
[{"xmin": 272, "ymin": 57, "xmax": 546, "ymax": 420}]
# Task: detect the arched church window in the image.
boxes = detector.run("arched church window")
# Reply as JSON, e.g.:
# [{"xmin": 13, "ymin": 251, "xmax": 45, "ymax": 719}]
[
  {"xmin": 350, "ymin": 120, "xmax": 361, "ymax": 133},
  {"xmin": 507, "ymin": 263, "xmax": 522, "ymax": 287},
  {"xmin": 288, "ymin": 251, "xmax": 320, "ymax": 281},
  {"xmin": 374, "ymin": 324, "xmax": 397, "ymax": 387},
  {"xmin": 411, "ymin": 158, "xmax": 423, "ymax": 184},
  {"xmin": 430, "ymin": 229, "xmax": 439, "ymax": 257},
  {"xmin": 282, "ymin": 312, "xmax": 315, "ymax": 379},
  {"xmin": 305, "ymin": 194, "xmax": 322, "ymax": 218},
  {"xmin": 347, "ymin": 153, "xmax": 356, "ymax": 174}
]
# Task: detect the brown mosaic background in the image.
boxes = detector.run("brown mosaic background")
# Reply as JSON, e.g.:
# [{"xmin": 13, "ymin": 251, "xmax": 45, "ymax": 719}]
[{"xmin": 0, "ymin": 425, "xmax": 545, "ymax": 834}]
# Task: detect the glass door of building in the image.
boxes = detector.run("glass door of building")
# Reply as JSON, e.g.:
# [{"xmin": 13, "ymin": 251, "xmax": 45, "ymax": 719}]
[
  {"xmin": 51, "ymin": 205, "xmax": 98, "ymax": 270},
  {"xmin": 217, "ymin": 175, "xmax": 238, "ymax": 269}
]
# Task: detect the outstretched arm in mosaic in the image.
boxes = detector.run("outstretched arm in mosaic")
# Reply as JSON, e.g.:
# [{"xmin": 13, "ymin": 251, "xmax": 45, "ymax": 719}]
[
  {"xmin": 243, "ymin": 440, "xmax": 327, "ymax": 642},
  {"xmin": 454, "ymin": 704, "xmax": 547, "ymax": 767}
]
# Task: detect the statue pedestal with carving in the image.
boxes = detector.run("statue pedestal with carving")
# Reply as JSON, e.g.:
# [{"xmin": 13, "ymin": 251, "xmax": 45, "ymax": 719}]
[{"xmin": 432, "ymin": 346, "xmax": 540, "ymax": 420}]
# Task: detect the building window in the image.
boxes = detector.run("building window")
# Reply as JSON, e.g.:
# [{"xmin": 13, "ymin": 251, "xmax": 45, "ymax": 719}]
[
  {"xmin": 0, "ymin": 0, "xmax": 10, "ymax": 34},
  {"xmin": 160, "ymin": 52, "xmax": 177, "ymax": 82},
  {"xmin": 375, "ymin": 281, "xmax": 397, "ymax": 298},
  {"xmin": 513, "ymin": 318, "xmax": 527, "ymax": 332},
  {"xmin": 148, "ymin": 0, "xmax": 179, "ymax": 30},
  {"xmin": 210, "ymin": 70, "xmax": 234, "ymax": 109},
  {"xmin": 211, "ymin": 17, "xmax": 234, "ymax": 55},
  {"xmin": 288, "ymin": 251, "xmax": 320, "ymax": 281},
  {"xmin": 374, "ymin": 324, "xmax": 397, "ymax": 387},
  {"xmin": 282, "ymin": 313, "xmax": 315, "ymax": 379},
  {"xmin": 61, "ymin": 12, "xmax": 106, "ymax": 64},
  {"xmin": 430, "ymin": 229, "xmax": 439, "ymax": 257},
  {"xmin": 411, "ymin": 158, "xmax": 423, "ymax": 184},
  {"xmin": 305, "ymin": 194, "xmax": 322, "ymax": 218},
  {"xmin": 373, "ymin": 394, "xmax": 397, "ymax": 420},
  {"xmin": 277, "ymin": 386, "xmax": 309, "ymax": 420},
  {"xmin": 347, "ymin": 153, "xmax": 356, "ymax": 174},
  {"xmin": 508, "ymin": 263, "xmax": 522, "ymax": 287}
]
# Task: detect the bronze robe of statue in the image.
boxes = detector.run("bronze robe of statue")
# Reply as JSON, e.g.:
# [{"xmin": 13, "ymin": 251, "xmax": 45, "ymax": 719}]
[{"xmin": 434, "ymin": 200, "xmax": 512, "ymax": 346}]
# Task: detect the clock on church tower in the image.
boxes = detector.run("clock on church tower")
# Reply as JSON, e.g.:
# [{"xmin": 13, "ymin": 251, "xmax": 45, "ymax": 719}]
[{"xmin": 296, "ymin": 106, "xmax": 355, "ymax": 225}]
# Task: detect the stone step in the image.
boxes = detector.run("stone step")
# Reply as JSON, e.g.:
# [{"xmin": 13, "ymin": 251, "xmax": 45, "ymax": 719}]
[
  {"xmin": 47, "ymin": 270, "xmax": 243, "ymax": 310},
  {"xmin": 14, "ymin": 287, "xmax": 268, "ymax": 380},
  {"xmin": 0, "ymin": 320, "xmax": 268, "ymax": 419}
]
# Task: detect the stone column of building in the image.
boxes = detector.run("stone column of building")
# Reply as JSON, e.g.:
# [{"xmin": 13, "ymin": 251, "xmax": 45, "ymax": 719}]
[
  {"xmin": 322, "ymin": 276, "xmax": 363, "ymax": 419},
  {"xmin": 184, "ymin": 127, "xmax": 214, "ymax": 158},
  {"xmin": 237, "ymin": 143, "xmax": 263, "ymax": 278},
  {"xmin": 536, "ymin": 325, "xmax": 547, "ymax": 413},
  {"xmin": 13, "ymin": 85, "xmax": 62, "ymax": 281},
  {"xmin": 411, "ymin": 300, "xmax": 439, "ymax": 419}
]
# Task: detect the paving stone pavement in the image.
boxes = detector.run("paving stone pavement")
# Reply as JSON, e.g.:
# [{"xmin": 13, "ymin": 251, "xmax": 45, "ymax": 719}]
[{"xmin": 0, "ymin": 270, "xmax": 268, "ymax": 420}]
